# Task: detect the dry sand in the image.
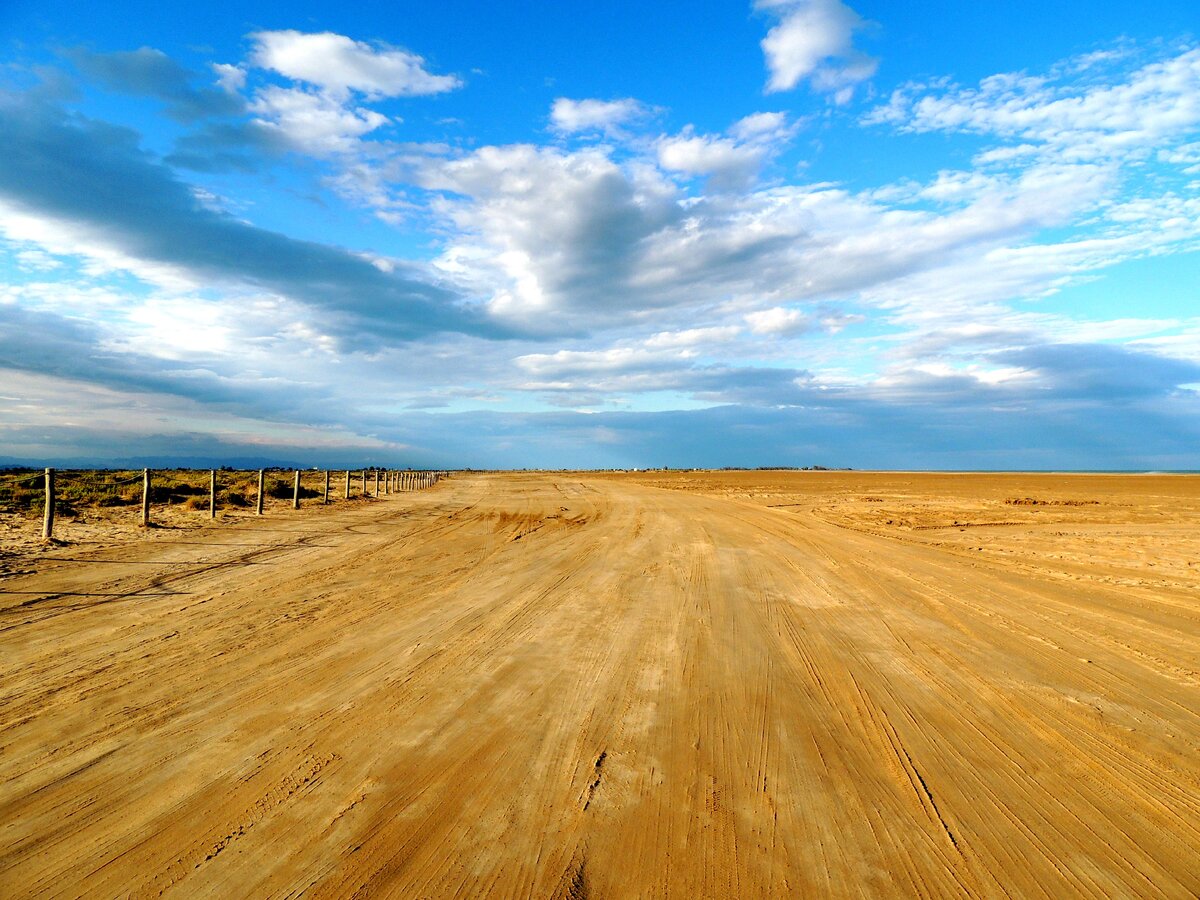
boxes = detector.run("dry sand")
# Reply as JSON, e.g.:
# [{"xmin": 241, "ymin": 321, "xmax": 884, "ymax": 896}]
[{"xmin": 1, "ymin": 471, "xmax": 1197, "ymax": 897}]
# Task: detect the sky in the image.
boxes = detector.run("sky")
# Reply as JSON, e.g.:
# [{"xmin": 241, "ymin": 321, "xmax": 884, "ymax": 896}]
[{"xmin": 0, "ymin": 0, "xmax": 1198, "ymax": 469}]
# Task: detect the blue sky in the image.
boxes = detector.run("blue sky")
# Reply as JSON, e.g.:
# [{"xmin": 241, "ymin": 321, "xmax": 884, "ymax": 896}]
[{"xmin": 0, "ymin": 0, "xmax": 1197, "ymax": 468}]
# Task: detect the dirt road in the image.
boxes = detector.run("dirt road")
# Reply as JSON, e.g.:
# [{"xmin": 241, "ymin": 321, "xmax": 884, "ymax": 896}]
[{"xmin": 1, "ymin": 473, "xmax": 1197, "ymax": 897}]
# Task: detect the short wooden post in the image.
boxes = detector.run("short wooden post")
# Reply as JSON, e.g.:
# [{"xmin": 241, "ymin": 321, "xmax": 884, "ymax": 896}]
[
  {"xmin": 256, "ymin": 469, "xmax": 265, "ymax": 515},
  {"xmin": 141, "ymin": 468, "xmax": 151, "ymax": 527},
  {"xmin": 373, "ymin": 469, "xmax": 380, "ymax": 497},
  {"xmin": 361, "ymin": 470, "xmax": 367, "ymax": 495},
  {"xmin": 42, "ymin": 467, "xmax": 54, "ymax": 540},
  {"xmin": 292, "ymin": 470, "xmax": 301, "ymax": 509},
  {"xmin": 209, "ymin": 470, "xmax": 217, "ymax": 519},
  {"xmin": 344, "ymin": 470, "xmax": 351, "ymax": 499},
  {"xmin": 323, "ymin": 470, "xmax": 330, "ymax": 504}
]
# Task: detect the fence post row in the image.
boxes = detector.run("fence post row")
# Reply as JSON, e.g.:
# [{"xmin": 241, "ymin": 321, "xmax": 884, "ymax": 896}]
[
  {"xmin": 27, "ymin": 466, "xmax": 453, "ymax": 538},
  {"xmin": 42, "ymin": 467, "xmax": 54, "ymax": 540}
]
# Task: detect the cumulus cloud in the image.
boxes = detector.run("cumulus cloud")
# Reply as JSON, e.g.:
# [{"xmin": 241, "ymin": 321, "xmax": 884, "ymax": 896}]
[
  {"xmin": 422, "ymin": 144, "xmax": 681, "ymax": 327},
  {"xmin": 550, "ymin": 97, "xmax": 650, "ymax": 135},
  {"xmin": 656, "ymin": 112, "xmax": 797, "ymax": 189},
  {"xmin": 211, "ymin": 62, "xmax": 246, "ymax": 94},
  {"xmin": 756, "ymin": 0, "xmax": 878, "ymax": 101},
  {"xmin": 657, "ymin": 132, "xmax": 766, "ymax": 189},
  {"xmin": 249, "ymin": 30, "xmax": 461, "ymax": 99},
  {"xmin": 249, "ymin": 84, "xmax": 390, "ymax": 155}
]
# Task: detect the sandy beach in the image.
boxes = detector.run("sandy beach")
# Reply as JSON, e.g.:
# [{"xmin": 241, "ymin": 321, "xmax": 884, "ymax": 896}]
[{"xmin": 1, "ymin": 471, "xmax": 1197, "ymax": 897}]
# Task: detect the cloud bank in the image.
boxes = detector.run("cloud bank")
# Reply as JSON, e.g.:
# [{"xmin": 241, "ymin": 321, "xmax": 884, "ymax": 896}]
[{"xmin": 0, "ymin": 19, "xmax": 1197, "ymax": 468}]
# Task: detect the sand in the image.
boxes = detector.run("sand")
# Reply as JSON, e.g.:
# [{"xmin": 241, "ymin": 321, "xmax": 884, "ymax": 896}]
[{"xmin": 1, "ymin": 471, "xmax": 1197, "ymax": 897}]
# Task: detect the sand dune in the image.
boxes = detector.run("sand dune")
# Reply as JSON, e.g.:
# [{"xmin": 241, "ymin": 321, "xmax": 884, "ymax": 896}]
[{"xmin": 1, "ymin": 472, "xmax": 1197, "ymax": 897}]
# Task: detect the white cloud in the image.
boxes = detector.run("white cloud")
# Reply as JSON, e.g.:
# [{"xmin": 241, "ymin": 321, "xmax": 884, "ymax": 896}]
[
  {"xmin": 249, "ymin": 30, "xmax": 461, "ymax": 99},
  {"xmin": 643, "ymin": 326, "xmax": 742, "ymax": 348},
  {"xmin": 746, "ymin": 306, "xmax": 811, "ymax": 335},
  {"xmin": 657, "ymin": 132, "xmax": 766, "ymax": 189},
  {"xmin": 249, "ymin": 85, "xmax": 389, "ymax": 155},
  {"xmin": 657, "ymin": 113, "xmax": 797, "ymax": 190},
  {"xmin": 13, "ymin": 247, "xmax": 63, "ymax": 272},
  {"xmin": 867, "ymin": 47, "xmax": 1200, "ymax": 164},
  {"xmin": 420, "ymin": 133, "xmax": 1137, "ymax": 337},
  {"xmin": 756, "ymin": 0, "xmax": 878, "ymax": 100},
  {"xmin": 550, "ymin": 97, "xmax": 649, "ymax": 135},
  {"xmin": 421, "ymin": 144, "xmax": 680, "ymax": 327},
  {"xmin": 729, "ymin": 111, "xmax": 794, "ymax": 142},
  {"xmin": 211, "ymin": 62, "xmax": 245, "ymax": 94}
]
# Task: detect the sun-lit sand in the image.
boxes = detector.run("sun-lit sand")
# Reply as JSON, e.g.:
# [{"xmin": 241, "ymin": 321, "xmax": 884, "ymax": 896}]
[{"xmin": 1, "ymin": 471, "xmax": 1197, "ymax": 897}]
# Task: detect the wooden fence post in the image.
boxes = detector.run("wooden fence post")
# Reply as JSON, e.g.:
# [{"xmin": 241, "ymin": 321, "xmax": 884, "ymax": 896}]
[
  {"xmin": 256, "ymin": 469, "xmax": 265, "ymax": 515},
  {"xmin": 42, "ymin": 467, "xmax": 54, "ymax": 541},
  {"xmin": 141, "ymin": 468, "xmax": 151, "ymax": 527},
  {"xmin": 209, "ymin": 469, "xmax": 216, "ymax": 519},
  {"xmin": 344, "ymin": 470, "xmax": 350, "ymax": 499},
  {"xmin": 324, "ymin": 470, "xmax": 330, "ymax": 505},
  {"xmin": 373, "ymin": 469, "xmax": 380, "ymax": 497},
  {"xmin": 292, "ymin": 470, "xmax": 301, "ymax": 509},
  {"xmin": 361, "ymin": 470, "xmax": 367, "ymax": 496}
]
